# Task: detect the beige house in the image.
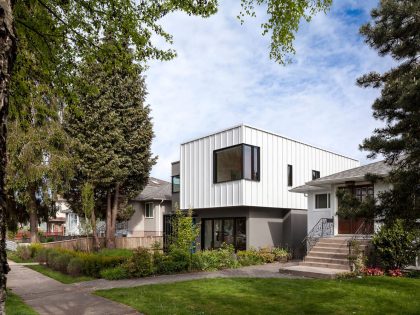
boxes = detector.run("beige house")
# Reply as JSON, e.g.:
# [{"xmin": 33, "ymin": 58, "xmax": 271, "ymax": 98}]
[{"xmin": 127, "ymin": 177, "xmax": 172, "ymax": 237}]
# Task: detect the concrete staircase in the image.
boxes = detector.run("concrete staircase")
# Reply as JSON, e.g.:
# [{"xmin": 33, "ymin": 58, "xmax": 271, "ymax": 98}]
[{"xmin": 300, "ymin": 237, "xmax": 352, "ymax": 271}]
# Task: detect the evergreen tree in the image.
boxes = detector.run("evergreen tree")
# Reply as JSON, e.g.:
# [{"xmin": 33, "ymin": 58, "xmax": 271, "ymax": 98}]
[
  {"xmin": 357, "ymin": 0, "xmax": 420, "ymax": 227},
  {"xmin": 65, "ymin": 39, "xmax": 156, "ymax": 248}
]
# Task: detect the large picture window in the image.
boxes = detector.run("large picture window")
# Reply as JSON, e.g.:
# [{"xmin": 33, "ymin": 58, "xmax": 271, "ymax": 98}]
[
  {"xmin": 201, "ymin": 217, "xmax": 246, "ymax": 251},
  {"xmin": 213, "ymin": 144, "xmax": 260, "ymax": 183}
]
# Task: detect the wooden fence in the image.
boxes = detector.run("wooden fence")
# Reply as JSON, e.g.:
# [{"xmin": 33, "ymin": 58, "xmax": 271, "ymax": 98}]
[{"xmin": 40, "ymin": 236, "xmax": 163, "ymax": 251}]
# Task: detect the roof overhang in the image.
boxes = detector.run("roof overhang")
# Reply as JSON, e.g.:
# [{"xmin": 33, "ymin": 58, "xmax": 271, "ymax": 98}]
[{"xmin": 289, "ymin": 185, "xmax": 329, "ymax": 193}]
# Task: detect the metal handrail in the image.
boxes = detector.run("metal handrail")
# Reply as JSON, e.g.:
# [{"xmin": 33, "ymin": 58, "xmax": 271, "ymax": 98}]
[
  {"xmin": 301, "ymin": 217, "xmax": 334, "ymax": 255},
  {"xmin": 347, "ymin": 220, "xmax": 374, "ymax": 270}
]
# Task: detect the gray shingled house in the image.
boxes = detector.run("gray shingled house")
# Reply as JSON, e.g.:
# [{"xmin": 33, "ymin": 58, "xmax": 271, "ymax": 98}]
[{"xmin": 127, "ymin": 177, "xmax": 172, "ymax": 237}]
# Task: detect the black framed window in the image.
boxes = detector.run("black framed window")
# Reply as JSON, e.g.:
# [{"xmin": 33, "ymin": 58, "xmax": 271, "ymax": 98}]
[
  {"xmin": 355, "ymin": 186, "xmax": 374, "ymax": 201},
  {"xmin": 201, "ymin": 217, "xmax": 246, "ymax": 251},
  {"xmin": 315, "ymin": 194, "xmax": 330, "ymax": 208},
  {"xmin": 287, "ymin": 164, "xmax": 293, "ymax": 187},
  {"xmin": 172, "ymin": 175, "xmax": 180, "ymax": 193},
  {"xmin": 312, "ymin": 170, "xmax": 320, "ymax": 180},
  {"xmin": 213, "ymin": 144, "xmax": 260, "ymax": 183}
]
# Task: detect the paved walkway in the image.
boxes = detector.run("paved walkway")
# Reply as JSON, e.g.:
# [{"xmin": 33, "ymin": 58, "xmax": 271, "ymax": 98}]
[{"xmin": 8, "ymin": 261, "xmax": 302, "ymax": 315}]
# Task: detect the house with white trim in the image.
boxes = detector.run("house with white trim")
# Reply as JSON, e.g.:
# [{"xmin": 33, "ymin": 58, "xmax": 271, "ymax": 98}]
[{"xmin": 171, "ymin": 124, "xmax": 359, "ymax": 252}]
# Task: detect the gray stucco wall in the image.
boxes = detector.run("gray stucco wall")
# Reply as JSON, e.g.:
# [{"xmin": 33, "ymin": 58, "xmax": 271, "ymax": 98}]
[{"xmin": 193, "ymin": 206, "xmax": 304, "ymax": 250}]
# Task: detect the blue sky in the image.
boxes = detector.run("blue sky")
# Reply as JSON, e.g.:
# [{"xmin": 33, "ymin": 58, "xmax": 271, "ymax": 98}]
[{"xmin": 146, "ymin": 0, "xmax": 392, "ymax": 181}]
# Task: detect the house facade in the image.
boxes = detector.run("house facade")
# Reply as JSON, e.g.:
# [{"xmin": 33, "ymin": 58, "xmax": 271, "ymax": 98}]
[
  {"xmin": 172, "ymin": 124, "xmax": 359, "ymax": 251},
  {"xmin": 127, "ymin": 177, "xmax": 172, "ymax": 237},
  {"xmin": 290, "ymin": 160, "xmax": 392, "ymax": 235}
]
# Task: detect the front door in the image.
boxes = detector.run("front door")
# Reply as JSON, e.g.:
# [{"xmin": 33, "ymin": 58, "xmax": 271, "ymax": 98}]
[{"xmin": 338, "ymin": 217, "xmax": 373, "ymax": 234}]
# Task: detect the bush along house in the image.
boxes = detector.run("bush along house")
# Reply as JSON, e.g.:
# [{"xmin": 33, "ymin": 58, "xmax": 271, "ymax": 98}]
[{"xmin": 170, "ymin": 124, "xmax": 359, "ymax": 254}]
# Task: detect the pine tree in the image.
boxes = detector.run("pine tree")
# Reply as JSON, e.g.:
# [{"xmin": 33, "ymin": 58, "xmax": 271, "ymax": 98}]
[
  {"xmin": 358, "ymin": 0, "xmax": 420, "ymax": 226},
  {"xmin": 65, "ymin": 39, "xmax": 156, "ymax": 248}
]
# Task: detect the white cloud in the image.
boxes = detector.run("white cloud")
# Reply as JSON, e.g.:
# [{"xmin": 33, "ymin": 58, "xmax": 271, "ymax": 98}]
[{"xmin": 145, "ymin": 0, "xmax": 393, "ymax": 181}]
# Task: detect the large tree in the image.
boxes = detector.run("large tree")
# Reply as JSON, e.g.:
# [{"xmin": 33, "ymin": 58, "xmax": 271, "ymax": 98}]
[
  {"xmin": 0, "ymin": 0, "xmax": 333, "ymax": 311},
  {"xmin": 65, "ymin": 39, "xmax": 156, "ymax": 248},
  {"xmin": 357, "ymin": 0, "xmax": 420, "ymax": 226}
]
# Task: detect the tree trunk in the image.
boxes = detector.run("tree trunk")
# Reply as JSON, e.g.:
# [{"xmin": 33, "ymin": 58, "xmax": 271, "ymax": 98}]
[
  {"xmin": 107, "ymin": 183, "xmax": 120, "ymax": 249},
  {"xmin": 91, "ymin": 208, "xmax": 99, "ymax": 251},
  {"xmin": 106, "ymin": 191, "xmax": 113, "ymax": 248},
  {"xmin": 0, "ymin": 0, "xmax": 16, "ymax": 312},
  {"xmin": 28, "ymin": 186, "xmax": 39, "ymax": 243}
]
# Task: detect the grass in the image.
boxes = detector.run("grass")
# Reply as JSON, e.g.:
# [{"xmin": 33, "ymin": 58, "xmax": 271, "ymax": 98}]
[
  {"xmin": 96, "ymin": 248, "xmax": 134, "ymax": 258},
  {"xmin": 95, "ymin": 277, "xmax": 420, "ymax": 315},
  {"xmin": 6, "ymin": 250, "xmax": 34, "ymax": 263},
  {"xmin": 27, "ymin": 265, "xmax": 94, "ymax": 284},
  {"xmin": 6, "ymin": 291, "xmax": 38, "ymax": 315}
]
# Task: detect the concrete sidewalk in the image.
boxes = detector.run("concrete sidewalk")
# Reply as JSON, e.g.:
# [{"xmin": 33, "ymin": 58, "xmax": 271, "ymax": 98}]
[
  {"xmin": 8, "ymin": 261, "xmax": 139, "ymax": 315},
  {"xmin": 8, "ymin": 261, "xmax": 302, "ymax": 315}
]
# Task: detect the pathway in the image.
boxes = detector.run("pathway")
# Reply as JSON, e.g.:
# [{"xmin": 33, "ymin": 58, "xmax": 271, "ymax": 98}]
[{"xmin": 8, "ymin": 261, "xmax": 302, "ymax": 315}]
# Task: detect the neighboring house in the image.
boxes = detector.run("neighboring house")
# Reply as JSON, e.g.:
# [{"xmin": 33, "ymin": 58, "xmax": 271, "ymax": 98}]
[
  {"xmin": 172, "ymin": 124, "xmax": 359, "ymax": 251},
  {"xmin": 56, "ymin": 195, "xmax": 81, "ymax": 236},
  {"xmin": 290, "ymin": 160, "xmax": 392, "ymax": 235},
  {"xmin": 127, "ymin": 177, "xmax": 172, "ymax": 237}
]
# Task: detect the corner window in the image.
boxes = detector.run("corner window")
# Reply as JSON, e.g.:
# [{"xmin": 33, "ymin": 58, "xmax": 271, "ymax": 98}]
[
  {"xmin": 213, "ymin": 144, "xmax": 260, "ymax": 183},
  {"xmin": 172, "ymin": 175, "xmax": 180, "ymax": 193},
  {"xmin": 315, "ymin": 194, "xmax": 330, "ymax": 209},
  {"xmin": 312, "ymin": 170, "xmax": 320, "ymax": 180},
  {"xmin": 287, "ymin": 165, "xmax": 293, "ymax": 187},
  {"xmin": 145, "ymin": 203, "xmax": 154, "ymax": 218}
]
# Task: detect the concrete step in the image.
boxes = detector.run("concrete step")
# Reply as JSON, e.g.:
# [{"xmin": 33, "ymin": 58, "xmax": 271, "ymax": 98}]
[
  {"xmin": 279, "ymin": 265, "xmax": 344, "ymax": 279},
  {"xmin": 300, "ymin": 261, "xmax": 350, "ymax": 271},
  {"xmin": 314, "ymin": 241, "xmax": 351, "ymax": 248},
  {"xmin": 306, "ymin": 251, "xmax": 348, "ymax": 259},
  {"xmin": 318, "ymin": 237, "xmax": 351, "ymax": 244},
  {"xmin": 310, "ymin": 246, "xmax": 349, "ymax": 253},
  {"xmin": 304, "ymin": 256, "xmax": 349, "ymax": 265}
]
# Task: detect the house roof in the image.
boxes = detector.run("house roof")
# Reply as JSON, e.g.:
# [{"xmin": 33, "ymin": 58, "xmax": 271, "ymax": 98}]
[
  {"xmin": 132, "ymin": 177, "xmax": 172, "ymax": 201},
  {"xmin": 290, "ymin": 160, "xmax": 392, "ymax": 193}
]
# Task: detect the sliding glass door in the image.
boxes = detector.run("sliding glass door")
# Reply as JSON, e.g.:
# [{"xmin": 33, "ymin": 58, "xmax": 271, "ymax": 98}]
[{"xmin": 202, "ymin": 218, "xmax": 246, "ymax": 251}]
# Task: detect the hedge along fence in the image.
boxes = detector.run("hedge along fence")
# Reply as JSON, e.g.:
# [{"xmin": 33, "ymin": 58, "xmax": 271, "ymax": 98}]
[{"xmin": 40, "ymin": 236, "xmax": 163, "ymax": 251}]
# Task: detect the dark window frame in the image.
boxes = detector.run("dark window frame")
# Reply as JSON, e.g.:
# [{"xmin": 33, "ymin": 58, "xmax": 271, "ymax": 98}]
[
  {"xmin": 315, "ymin": 193, "xmax": 330, "ymax": 209},
  {"xmin": 312, "ymin": 170, "xmax": 320, "ymax": 180},
  {"xmin": 213, "ymin": 144, "xmax": 260, "ymax": 184},
  {"xmin": 171, "ymin": 175, "xmax": 180, "ymax": 193},
  {"xmin": 201, "ymin": 217, "xmax": 247, "ymax": 251},
  {"xmin": 287, "ymin": 164, "xmax": 293, "ymax": 187}
]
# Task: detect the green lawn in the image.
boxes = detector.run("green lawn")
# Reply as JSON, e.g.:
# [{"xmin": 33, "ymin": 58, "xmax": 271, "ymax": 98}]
[
  {"xmin": 28, "ymin": 265, "xmax": 94, "ymax": 284},
  {"xmin": 95, "ymin": 277, "xmax": 420, "ymax": 315},
  {"xmin": 6, "ymin": 291, "xmax": 38, "ymax": 315}
]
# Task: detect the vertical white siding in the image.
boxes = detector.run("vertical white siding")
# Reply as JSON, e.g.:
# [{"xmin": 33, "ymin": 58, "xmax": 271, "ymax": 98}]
[{"xmin": 180, "ymin": 125, "xmax": 359, "ymax": 210}]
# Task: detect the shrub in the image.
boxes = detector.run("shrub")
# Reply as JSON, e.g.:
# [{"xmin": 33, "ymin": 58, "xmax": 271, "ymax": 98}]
[
  {"xmin": 54, "ymin": 254, "xmax": 72, "ymax": 273},
  {"xmin": 125, "ymin": 247, "xmax": 153, "ymax": 277},
  {"xmin": 35, "ymin": 248, "xmax": 51, "ymax": 264},
  {"xmin": 100, "ymin": 266, "xmax": 129, "ymax": 280},
  {"xmin": 236, "ymin": 249, "xmax": 264, "ymax": 266},
  {"xmin": 46, "ymin": 250, "xmax": 60, "ymax": 268},
  {"xmin": 16, "ymin": 246, "xmax": 32, "ymax": 261},
  {"xmin": 258, "ymin": 248, "xmax": 275, "ymax": 263},
  {"xmin": 272, "ymin": 248, "xmax": 290, "ymax": 262},
  {"xmin": 67, "ymin": 258, "xmax": 84, "ymax": 277},
  {"xmin": 372, "ymin": 220, "xmax": 419, "ymax": 270},
  {"xmin": 362, "ymin": 267, "xmax": 384, "ymax": 276},
  {"xmin": 192, "ymin": 244, "xmax": 238, "ymax": 271}
]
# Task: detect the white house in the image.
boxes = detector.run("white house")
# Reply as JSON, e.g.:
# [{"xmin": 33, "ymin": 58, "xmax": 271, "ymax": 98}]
[
  {"xmin": 290, "ymin": 160, "xmax": 392, "ymax": 235},
  {"xmin": 172, "ymin": 124, "xmax": 359, "ymax": 251}
]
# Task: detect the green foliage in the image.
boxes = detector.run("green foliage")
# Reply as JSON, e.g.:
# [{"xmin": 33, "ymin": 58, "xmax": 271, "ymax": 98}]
[
  {"xmin": 258, "ymin": 247, "xmax": 276, "ymax": 263},
  {"xmin": 336, "ymin": 189, "xmax": 376, "ymax": 219},
  {"xmin": 16, "ymin": 246, "xmax": 32, "ymax": 261},
  {"xmin": 67, "ymin": 257, "xmax": 84, "ymax": 277},
  {"xmin": 192, "ymin": 244, "xmax": 239, "ymax": 271},
  {"xmin": 358, "ymin": 0, "xmax": 420, "ymax": 226},
  {"xmin": 236, "ymin": 249, "xmax": 264, "ymax": 266},
  {"xmin": 100, "ymin": 266, "xmax": 129, "ymax": 280},
  {"xmin": 170, "ymin": 208, "xmax": 199, "ymax": 254},
  {"xmin": 272, "ymin": 247, "xmax": 290, "ymax": 261},
  {"xmin": 239, "ymin": 0, "xmax": 332, "ymax": 63},
  {"xmin": 125, "ymin": 247, "xmax": 153, "ymax": 278},
  {"xmin": 372, "ymin": 220, "xmax": 419, "ymax": 270}
]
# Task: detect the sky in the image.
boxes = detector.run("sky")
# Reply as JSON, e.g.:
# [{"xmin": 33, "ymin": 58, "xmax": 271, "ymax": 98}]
[{"xmin": 145, "ymin": 0, "xmax": 393, "ymax": 181}]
